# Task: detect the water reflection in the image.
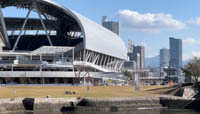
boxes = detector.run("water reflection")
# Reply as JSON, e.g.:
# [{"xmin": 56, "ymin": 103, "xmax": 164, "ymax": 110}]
[
  {"xmin": 160, "ymin": 109, "xmax": 200, "ymax": 114},
  {"xmin": 24, "ymin": 112, "xmax": 34, "ymax": 114},
  {"xmin": 7, "ymin": 109, "xmax": 200, "ymax": 114}
]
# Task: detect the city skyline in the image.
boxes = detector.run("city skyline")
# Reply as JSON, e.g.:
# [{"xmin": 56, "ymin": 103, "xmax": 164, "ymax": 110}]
[{"xmin": 2, "ymin": 0, "xmax": 200, "ymax": 60}]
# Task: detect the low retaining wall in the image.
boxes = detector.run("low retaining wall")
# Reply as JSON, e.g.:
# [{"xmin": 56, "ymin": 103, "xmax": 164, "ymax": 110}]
[
  {"xmin": 160, "ymin": 97, "xmax": 200, "ymax": 109},
  {"xmin": 76, "ymin": 97, "xmax": 162, "ymax": 112},
  {"xmin": 0, "ymin": 98, "xmax": 25, "ymax": 112},
  {"xmin": 77, "ymin": 97, "xmax": 161, "ymax": 107},
  {"xmin": 175, "ymin": 87, "xmax": 197, "ymax": 98},
  {"xmin": 0, "ymin": 96, "xmax": 200, "ymax": 113},
  {"xmin": 0, "ymin": 98, "xmax": 78, "ymax": 113}
]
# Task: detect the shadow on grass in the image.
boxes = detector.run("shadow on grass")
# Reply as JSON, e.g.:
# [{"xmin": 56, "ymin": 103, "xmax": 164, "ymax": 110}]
[
  {"xmin": 145, "ymin": 86, "xmax": 179, "ymax": 95},
  {"xmin": 145, "ymin": 87, "xmax": 175, "ymax": 92}
]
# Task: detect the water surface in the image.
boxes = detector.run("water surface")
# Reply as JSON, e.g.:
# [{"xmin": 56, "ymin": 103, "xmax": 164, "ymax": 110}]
[{"xmin": 7, "ymin": 109, "xmax": 200, "ymax": 114}]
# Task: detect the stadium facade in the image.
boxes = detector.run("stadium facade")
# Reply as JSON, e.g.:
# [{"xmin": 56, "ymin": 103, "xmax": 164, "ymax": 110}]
[{"xmin": 0, "ymin": 0, "xmax": 127, "ymax": 84}]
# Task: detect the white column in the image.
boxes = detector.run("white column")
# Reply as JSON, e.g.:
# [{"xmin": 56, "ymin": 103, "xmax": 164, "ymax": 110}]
[
  {"xmin": 12, "ymin": 9, "xmax": 32, "ymax": 51},
  {"xmin": 72, "ymin": 48, "xmax": 75, "ymax": 72},
  {"xmin": 0, "ymin": 6, "xmax": 10, "ymax": 48},
  {"xmin": 36, "ymin": 9, "xmax": 53, "ymax": 46}
]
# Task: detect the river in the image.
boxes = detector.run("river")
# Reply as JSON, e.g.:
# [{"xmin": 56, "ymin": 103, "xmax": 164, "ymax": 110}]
[{"xmin": 7, "ymin": 109, "xmax": 200, "ymax": 114}]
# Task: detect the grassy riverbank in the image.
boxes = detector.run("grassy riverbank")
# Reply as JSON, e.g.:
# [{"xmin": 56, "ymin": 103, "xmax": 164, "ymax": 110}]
[{"xmin": 0, "ymin": 85, "xmax": 175, "ymax": 98}]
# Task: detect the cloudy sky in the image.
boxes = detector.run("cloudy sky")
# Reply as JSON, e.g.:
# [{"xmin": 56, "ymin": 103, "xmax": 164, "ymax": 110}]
[{"xmin": 3, "ymin": 0, "xmax": 200, "ymax": 60}]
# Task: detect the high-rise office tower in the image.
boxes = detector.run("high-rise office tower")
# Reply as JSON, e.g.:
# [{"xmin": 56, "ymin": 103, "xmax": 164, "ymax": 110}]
[
  {"xmin": 160, "ymin": 48, "xmax": 170, "ymax": 68},
  {"xmin": 160, "ymin": 48, "xmax": 170, "ymax": 76},
  {"xmin": 102, "ymin": 16, "xmax": 120, "ymax": 36},
  {"xmin": 169, "ymin": 37, "xmax": 182, "ymax": 75}
]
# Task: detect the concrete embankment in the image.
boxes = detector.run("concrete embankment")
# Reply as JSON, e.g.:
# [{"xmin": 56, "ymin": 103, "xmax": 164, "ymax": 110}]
[
  {"xmin": 0, "ymin": 96, "xmax": 200, "ymax": 113},
  {"xmin": 76, "ymin": 97, "xmax": 162, "ymax": 111},
  {"xmin": 0, "ymin": 98, "xmax": 78, "ymax": 113},
  {"xmin": 160, "ymin": 97, "xmax": 200, "ymax": 109}
]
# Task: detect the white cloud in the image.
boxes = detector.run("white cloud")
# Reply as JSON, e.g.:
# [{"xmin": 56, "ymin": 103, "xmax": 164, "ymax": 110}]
[
  {"xmin": 182, "ymin": 38, "xmax": 200, "ymax": 60},
  {"xmin": 188, "ymin": 17, "xmax": 200, "ymax": 25},
  {"xmin": 184, "ymin": 52, "xmax": 200, "ymax": 61},
  {"xmin": 183, "ymin": 54, "xmax": 191, "ymax": 61},
  {"xmin": 117, "ymin": 10, "xmax": 186, "ymax": 33},
  {"xmin": 183, "ymin": 37, "xmax": 200, "ymax": 45},
  {"xmin": 183, "ymin": 52, "xmax": 200, "ymax": 61},
  {"xmin": 192, "ymin": 51, "xmax": 200, "ymax": 58}
]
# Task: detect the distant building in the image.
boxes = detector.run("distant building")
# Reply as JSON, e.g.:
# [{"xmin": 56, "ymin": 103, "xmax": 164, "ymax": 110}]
[
  {"xmin": 102, "ymin": 16, "xmax": 120, "ymax": 36},
  {"xmin": 128, "ymin": 52, "xmax": 134, "ymax": 61},
  {"xmin": 160, "ymin": 48, "xmax": 170, "ymax": 76},
  {"xmin": 151, "ymin": 67, "xmax": 161, "ymax": 77},
  {"xmin": 124, "ymin": 61, "xmax": 137, "ymax": 70},
  {"xmin": 169, "ymin": 37, "xmax": 182, "ymax": 75},
  {"xmin": 128, "ymin": 44, "xmax": 145, "ymax": 70},
  {"xmin": 134, "ymin": 46, "xmax": 145, "ymax": 70}
]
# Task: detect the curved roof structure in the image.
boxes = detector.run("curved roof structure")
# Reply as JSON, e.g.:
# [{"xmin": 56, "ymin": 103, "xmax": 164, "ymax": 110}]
[{"xmin": 0, "ymin": 0, "xmax": 127, "ymax": 60}]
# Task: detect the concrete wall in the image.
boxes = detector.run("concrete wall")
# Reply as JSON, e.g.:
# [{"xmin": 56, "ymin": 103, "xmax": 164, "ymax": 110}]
[
  {"xmin": 1, "ymin": 97, "xmax": 200, "ymax": 113},
  {"xmin": 0, "ymin": 71, "xmax": 125, "ymax": 80},
  {"xmin": 0, "ymin": 98, "xmax": 78, "ymax": 113},
  {"xmin": 0, "ymin": 71, "xmax": 76, "ymax": 78}
]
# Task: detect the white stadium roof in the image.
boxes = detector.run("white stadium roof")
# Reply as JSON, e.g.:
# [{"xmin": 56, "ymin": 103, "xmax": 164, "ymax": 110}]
[
  {"xmin": 41, "ymin": 0, "xmax": 127, "ymax": 60},
  {"xmin": 1, "ymin": 0, "xmax": 128, "ymax": 60}
]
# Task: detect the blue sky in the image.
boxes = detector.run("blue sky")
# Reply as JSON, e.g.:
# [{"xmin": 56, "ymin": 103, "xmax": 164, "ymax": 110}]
[{"xmin": 3, "ymin": 0, "xmax": 200, "ymax": 60}]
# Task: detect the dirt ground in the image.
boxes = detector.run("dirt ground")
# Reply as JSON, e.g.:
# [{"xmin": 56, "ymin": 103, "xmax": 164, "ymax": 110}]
[{"xmin": 0, "ymin": 85, "xmax": 175, "ymax": 98}]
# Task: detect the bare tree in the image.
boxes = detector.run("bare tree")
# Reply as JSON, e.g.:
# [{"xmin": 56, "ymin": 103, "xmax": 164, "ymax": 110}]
[{"xmin": 182, "ymin": 57, "xmax": 200, "ymax": 83}]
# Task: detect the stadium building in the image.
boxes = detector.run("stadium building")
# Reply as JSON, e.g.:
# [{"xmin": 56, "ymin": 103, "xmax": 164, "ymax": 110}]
[{"xmin": 0, "ymin": 0, "xmax": 127, "ymax": 84}]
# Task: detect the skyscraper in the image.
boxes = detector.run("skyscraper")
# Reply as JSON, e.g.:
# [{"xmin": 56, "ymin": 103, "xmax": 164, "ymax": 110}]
[
  {"xmin": 169, "ymin": 37, "xmax": 182, "ymax": 75},
  {"xmin": 160, "ymin": 48, "xmax": 170, "ymax": 68},
  {"xmin": 160, "ymin": 48, "xmax": 170, "ymax": 76},
  {"xmin": 102, "ymin": 16, "xmax": 120, "ymax": 36}
]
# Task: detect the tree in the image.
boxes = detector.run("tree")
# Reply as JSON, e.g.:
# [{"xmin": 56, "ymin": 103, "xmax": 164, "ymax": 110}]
[{"xmin": 182, "ymin": 57, "xmax": 200, "ymax": 83}]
